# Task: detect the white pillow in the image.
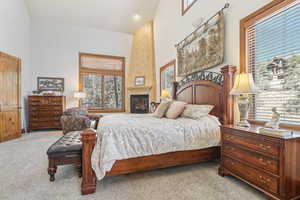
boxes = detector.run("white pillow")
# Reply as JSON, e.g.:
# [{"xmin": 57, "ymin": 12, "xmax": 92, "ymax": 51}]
[
  {"xmin": 181, "ymin": 104, "xmax": 214, "ymax": 119},
  {"xmin": 153, "ymin": 100, "xmax": 171, "ymax": 118},
  {"xmin": 165, "ymin": 101, "xmax": 187, "ymax": 119}
]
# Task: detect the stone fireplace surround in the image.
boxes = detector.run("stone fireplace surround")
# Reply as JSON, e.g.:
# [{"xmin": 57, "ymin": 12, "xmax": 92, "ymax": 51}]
[{"xmin": 126, "ymin": 86, "xmax": 153, "ymax": 113}]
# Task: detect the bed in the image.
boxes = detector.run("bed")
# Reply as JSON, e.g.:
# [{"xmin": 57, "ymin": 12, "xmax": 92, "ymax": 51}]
[{"xmin": 80, "ymin": 65, "xmax": 236, "ymax": 195}]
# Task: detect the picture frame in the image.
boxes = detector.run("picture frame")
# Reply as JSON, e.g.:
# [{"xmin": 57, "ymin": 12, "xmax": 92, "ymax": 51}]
[
  {"xmin": 182, "ymin": 0, "xmax": 198, "ymax": 15},
  {"xmin": 160, "ymin": 60, "xmax": 176, "ymax": 95},
  {"xmin": 135, "ymin": 76, "xmax": 145, "ymax": 86},
  {"xmin": 37, "ymin": 77, "xmax": 64, "ymax": 91}
]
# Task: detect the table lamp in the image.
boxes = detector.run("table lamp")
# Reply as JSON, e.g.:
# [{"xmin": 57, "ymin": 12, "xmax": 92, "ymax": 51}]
[
  {"xmin": 161, "ymin": 89, "xmax": 171, "ymax": 101},
  {"xmin": 74, "ymin": 91, "xmax": 87, "ymax": 107},
  {"xmin": 230, "ymin": 73, "xmax": 259, "ymax": 127}
]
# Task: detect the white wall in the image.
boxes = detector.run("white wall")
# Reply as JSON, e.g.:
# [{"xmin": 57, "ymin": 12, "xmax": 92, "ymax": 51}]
[
  {"xmin": 154, "ymin": 0, "xmax": 272, "ymax": 97},
  {"xmin": 30, "ymin": 23, "xmax": 133, "ymax": 108},
  {"xmin": 0, "ymin": 0, "xmax": 31, "ymax": 128}
]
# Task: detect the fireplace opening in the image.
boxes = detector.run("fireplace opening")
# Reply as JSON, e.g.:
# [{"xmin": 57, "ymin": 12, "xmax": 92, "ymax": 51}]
[{"xmin": 130, "ymin": 95, "xmax": 149, "ymax": 113}]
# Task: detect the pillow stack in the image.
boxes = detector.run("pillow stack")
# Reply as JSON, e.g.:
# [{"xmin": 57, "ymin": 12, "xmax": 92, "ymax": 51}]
[{"xmin": 153, "ymin": 100, "xmax": 214, "ymax": 120}]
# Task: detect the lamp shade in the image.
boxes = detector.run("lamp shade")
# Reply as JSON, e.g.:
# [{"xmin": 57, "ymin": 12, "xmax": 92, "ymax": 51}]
[
  {"xmin": 74, "ymin": 92, "xmax": 87, "ymax": 99},
  {"xmin": 230, "ymin": 73, "xmax": 259, "ymax": 95},
  {"xmin": 161, "ymin": 89, "xmax": 171, "ymax": 99}
]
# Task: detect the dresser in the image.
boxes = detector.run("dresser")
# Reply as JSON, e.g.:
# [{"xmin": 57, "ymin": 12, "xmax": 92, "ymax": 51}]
[
  {"xmin": 28, "ymin": 96, "xmax": 66, "ymax": 132},
  {"xmin": 219, "ymin": 125, "xmax": 300, "ymax": 200}
]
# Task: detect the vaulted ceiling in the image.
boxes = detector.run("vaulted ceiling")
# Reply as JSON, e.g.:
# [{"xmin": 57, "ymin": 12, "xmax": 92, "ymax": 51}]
[{"xmin": 25, "ymin": 0, "xmax": 159, "ymax": 34}]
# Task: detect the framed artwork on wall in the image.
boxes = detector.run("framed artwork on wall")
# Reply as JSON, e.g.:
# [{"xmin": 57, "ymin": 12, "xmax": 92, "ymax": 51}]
[
  {"xmin": 37, "ymin": 77, "xmax": 64, "ymax": 91},
  {"xmin": 182, "ymin": 0, "xmax": 198, "ymax": 15},
  {"xmin": 160, "ymin": 60, "xmax": 176, "ymax": 95},
  {"xmin": 135, "ymin": 76, "xmax": 145, "ymax": 86}
]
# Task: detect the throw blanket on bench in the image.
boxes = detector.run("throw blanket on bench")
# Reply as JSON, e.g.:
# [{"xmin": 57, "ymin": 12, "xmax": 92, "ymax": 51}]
[{"xmin": 91, "ymin": 114, "xmax": 221, "ymax": 180}]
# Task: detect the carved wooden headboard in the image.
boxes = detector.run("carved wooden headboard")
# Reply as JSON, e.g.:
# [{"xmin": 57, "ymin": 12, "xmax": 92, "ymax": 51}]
[{"xmin": 172, "ymin": 65, "xmax": 236, "ymax": 125}]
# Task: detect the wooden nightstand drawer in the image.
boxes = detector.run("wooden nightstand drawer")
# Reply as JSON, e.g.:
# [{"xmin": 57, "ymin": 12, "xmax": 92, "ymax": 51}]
[
  {"xmin": 223, "ymin": 156, "xmax": 279, "ymax": 195},
  {"xmin": 223, "ymin": 131, "xmax": 280, "ymax": 156},
  {"xmin": 223, "ymin": 144, "xmax": 279, "ymax": 174}
]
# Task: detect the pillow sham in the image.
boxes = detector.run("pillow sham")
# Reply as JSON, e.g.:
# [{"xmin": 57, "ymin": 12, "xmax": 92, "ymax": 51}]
[
  {"xmin": 165, "ymin": 101, "xmax": 187, "ymax": 119},
  {"xmin": 153, "ymin": 100, "xmax": 171, "ymax": 118},
  {"xmin": 181, "ymin": 104, "xmax": 214, "ymax": 119}
]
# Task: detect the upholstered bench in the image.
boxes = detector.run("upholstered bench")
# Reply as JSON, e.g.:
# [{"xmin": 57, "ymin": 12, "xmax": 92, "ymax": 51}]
[{"xmin": 47, "ymin": 131, "xmax": 82, "ymax": 181}]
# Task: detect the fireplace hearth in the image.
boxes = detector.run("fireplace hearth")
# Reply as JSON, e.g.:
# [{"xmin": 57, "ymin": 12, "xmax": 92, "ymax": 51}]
[{"xmin": 130, "ymin": 95, "xmax": 149, "ymax": 113}]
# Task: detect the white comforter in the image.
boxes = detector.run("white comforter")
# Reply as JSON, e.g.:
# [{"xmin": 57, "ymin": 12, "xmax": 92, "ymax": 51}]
[{"xmin": 91, "ymin": 114, "xmax": 221, "ymax": 180}]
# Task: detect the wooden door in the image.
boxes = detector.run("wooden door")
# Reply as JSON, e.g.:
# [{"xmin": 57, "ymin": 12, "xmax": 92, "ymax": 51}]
[{"xmin": 0, "ymin": 52, "xmax": 21, "ymax": 142}]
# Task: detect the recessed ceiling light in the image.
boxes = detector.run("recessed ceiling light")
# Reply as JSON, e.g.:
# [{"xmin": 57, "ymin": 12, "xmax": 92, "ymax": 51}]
[{"xmin": 133, "ymin": 14, "xmax": 141, "ymax": 21}]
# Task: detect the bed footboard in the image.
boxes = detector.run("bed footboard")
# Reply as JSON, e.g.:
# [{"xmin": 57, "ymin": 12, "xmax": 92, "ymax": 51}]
[{"xmin": 80, "ymin": 129, "xmax": 97, "ymax": 195}]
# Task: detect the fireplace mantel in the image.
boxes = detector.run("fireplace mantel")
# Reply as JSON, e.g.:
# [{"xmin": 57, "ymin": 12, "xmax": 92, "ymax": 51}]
[{"xmin": 127, "ymin": 86, "xmax": 152, "ymax": 91}]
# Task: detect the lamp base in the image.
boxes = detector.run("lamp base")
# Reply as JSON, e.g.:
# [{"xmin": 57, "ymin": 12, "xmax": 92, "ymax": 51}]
[
  {"xmin": 237, "ymin": 120, "xmax": 251, "ymax": 127},
  {"xmin": 237, "ymin": 95, "xmax": 251, "ymax": 128}
]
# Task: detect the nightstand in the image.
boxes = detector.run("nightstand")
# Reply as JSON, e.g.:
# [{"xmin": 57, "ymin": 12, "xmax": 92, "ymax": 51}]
[{"xmin": 218, "ymin": 125, "xmax": 300, "ymax": 200}]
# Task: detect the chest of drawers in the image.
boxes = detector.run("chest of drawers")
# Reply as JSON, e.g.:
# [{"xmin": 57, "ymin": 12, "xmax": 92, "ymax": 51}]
[
  {"xmin": 219, "ymin": 125, "xmax": 300, "ymax": 200},
  {"xmin": 28, "ymin": 96, "xmax": 66, "ymax": 132}
]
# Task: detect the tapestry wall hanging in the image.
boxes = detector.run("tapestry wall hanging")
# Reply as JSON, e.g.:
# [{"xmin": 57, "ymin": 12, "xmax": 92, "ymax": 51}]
[{"xmin": 176, "ymin": 4, "xmax": 228, "ymax": 77}]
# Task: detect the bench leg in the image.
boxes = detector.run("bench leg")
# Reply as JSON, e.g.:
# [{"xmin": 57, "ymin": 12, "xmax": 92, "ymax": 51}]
[{"xmin": 48, "ymin": 159, "xmax": 57, "ymax": 182}]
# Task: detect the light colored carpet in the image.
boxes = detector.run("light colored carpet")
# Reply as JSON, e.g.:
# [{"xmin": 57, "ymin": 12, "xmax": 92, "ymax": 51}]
[{"xmin": 0, "ymin": 131, "xmax": 266, "ymax": 200}]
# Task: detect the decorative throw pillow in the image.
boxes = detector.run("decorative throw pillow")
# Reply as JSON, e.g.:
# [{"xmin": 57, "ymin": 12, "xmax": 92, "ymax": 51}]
[
  {"xmin": 153, "ymin": 100, "xmax": 171, "ymax": 118},
  {"xmin": 181, "ymin": 104, "xmax": 214, "ymax": 119},
  {"xmin": 165, "ymin": 101, "xmax": 187, "ymax": 119}
]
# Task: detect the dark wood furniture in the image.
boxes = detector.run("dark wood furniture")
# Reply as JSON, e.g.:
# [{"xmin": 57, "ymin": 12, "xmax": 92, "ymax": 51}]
[
  {"xmin": 80, "ymin": 65, "xmax": 237, "ymax": 195},
  {"xmin": 28, "ymin": 96, "xmax": 66, "ymax": 132},
  {"xmin": 47, "ymin": 131, "xmax": 82, "ymax": 181},
  {"xmin": 47, "ymin": 115, "xmax": 101, "ymax": 182},
  {"xmin": 219, "ymin": 125, "xmax": 300, "ymax": 200}
]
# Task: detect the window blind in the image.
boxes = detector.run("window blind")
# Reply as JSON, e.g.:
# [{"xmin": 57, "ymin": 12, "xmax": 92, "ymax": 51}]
[{"xmin": 247, "ymin": 1, "xmax": 300, "ymax": 124}]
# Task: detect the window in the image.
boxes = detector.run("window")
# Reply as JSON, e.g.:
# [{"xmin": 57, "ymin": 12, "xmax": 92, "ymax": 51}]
[
  {"xmin": 79, "ymin": 53, "xmax": 125, "ymax": 112},
  {"xmin": 242, "ymin": 0, "xmax": 300, "ymax": 125},
  {"xmin": 182, "ymin": 0, "xmax": 198, "ymax": 15},
  {"xmin": 160, "ymin": 60, "xmax": 176, "ymax": 95}
]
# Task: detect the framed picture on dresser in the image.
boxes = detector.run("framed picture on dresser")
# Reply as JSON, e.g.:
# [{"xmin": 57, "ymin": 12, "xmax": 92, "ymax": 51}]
[{"xmin": 160, "ymin": 60, "xmax": 176, "ymax": 95}]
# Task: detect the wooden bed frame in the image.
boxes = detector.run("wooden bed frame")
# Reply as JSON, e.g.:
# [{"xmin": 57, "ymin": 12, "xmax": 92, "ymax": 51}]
[{"xmin": 80, "ymin": 65, "xmax": 236, "ymax": 195}]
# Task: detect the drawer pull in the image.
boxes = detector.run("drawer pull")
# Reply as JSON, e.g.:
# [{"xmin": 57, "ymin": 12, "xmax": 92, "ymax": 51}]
[
  {"xmin": 225, "ymin": 160, "xmax": 235, "ymax": 166},
  {"xmin": 259, "ymin": 158, "xmax": 272, "ymax": 166},
  {"xmin": 225, "ymin": 135, "xmax": 235, "ymax": 140},
  {"xmin": 258, "ymin": 175, "xmax": 271, "ymax": 185},
  {"xmin": 259, "ymin": 144, "xmax": 271, "ymax": 151}
]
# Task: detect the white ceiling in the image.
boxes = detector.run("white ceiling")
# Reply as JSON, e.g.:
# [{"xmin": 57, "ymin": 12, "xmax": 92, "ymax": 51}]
[{"xmin": 25, "ymin": 0, "xmax": 159, "ymax": 34}]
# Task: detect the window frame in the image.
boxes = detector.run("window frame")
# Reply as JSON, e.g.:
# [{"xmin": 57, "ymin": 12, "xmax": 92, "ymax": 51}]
[
  {"xmin": 240, "ymin": 0, "xmax": 300, "ymax": 130},
  {"xmin": 160, "ymin": 59, "xmax": 176, "ymax": 95},
  {"xmin": 182, "ymin": 0, "xmax": 198, "ymax": 16},
  {"xmin": 79, "ymin": 52, "xmax": 125, "ymax": 113}
]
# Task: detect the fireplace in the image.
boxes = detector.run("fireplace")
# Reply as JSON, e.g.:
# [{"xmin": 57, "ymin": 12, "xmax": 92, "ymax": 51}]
[{"xmin": 130, "ymin": 95, "xmax": 149, "ymax": 113}]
